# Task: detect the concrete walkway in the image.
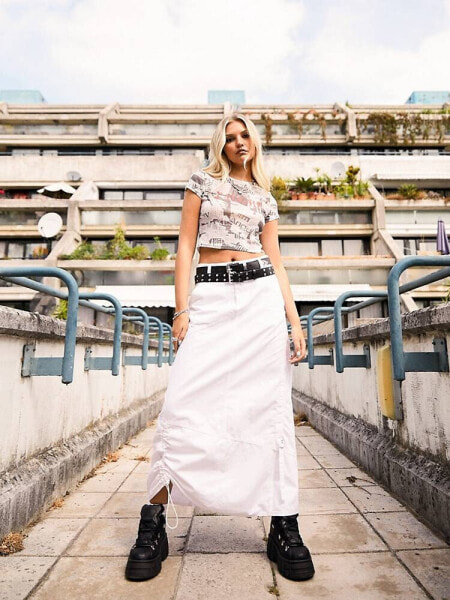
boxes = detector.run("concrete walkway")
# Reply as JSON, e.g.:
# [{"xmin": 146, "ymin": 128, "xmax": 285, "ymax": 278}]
[{"xmin": 1, "ymin": 420, "xmax": 449, "ymax": 600}]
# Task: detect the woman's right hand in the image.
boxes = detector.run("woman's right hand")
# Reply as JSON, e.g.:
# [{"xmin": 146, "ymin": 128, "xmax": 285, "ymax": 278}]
[{"xmin": 172, "ymin": 312, "xmax": 190, "ymax": 352}]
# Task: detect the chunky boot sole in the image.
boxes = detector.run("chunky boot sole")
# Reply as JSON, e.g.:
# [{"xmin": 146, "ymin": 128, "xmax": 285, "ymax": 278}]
[
  {"xmin": 267, "ymin": 534, "xmax": 315, "ymax": 581},
  {"xmin": 125, "ymin": 534, "xmax": 169, "ymax": 581}
]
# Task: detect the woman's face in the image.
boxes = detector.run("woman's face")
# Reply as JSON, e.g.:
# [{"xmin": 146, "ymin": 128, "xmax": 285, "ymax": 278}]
[{"xmin": 222, "ymin": 120, "xmax": 256, "ymax": 169}]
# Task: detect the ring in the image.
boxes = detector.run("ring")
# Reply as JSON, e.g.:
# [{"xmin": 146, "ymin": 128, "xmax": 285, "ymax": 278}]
[{"xmin": 296, "ymin": 351, "xmax": 301, "ymax": 357}]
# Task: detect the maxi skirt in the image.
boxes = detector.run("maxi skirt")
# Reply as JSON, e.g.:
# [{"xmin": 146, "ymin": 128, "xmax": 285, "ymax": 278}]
[{"xmin": 146, "ymin": 255, "xmax": 299, "ymax": 528}]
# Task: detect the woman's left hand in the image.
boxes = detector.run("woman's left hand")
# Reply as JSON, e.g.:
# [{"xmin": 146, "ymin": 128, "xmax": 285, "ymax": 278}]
[{"xmin": 289, "ymin": 324, "xmax": 307, "ymax": 364}]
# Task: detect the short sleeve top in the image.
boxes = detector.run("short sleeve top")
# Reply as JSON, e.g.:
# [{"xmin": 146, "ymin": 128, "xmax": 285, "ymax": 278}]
[{"xmin": 185, "ymin": 170, "xmax": 279, "ymax": 253}]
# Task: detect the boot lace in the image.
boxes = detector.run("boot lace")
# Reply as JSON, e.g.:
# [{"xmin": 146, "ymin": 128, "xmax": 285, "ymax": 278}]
[{"xmin": 281, "ymin": 515, "xmax": 304, "ymax": 546}]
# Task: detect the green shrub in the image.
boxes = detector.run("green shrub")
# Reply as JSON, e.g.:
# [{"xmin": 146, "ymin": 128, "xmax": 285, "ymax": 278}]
[
  {"xmin": 398, "ymin": 184, "xmax": 419, "ymax": 199},
  {"xmin": 270, "ymin": 176, "xmax": 290, "ymax": 204},
  {"xmin": 60, "ymin": 227, "xmax": 150, "ymax": 260},
  {"xmin": 292, "ymin": 177, "xmax": 315, "ymax": 193},
  {"xmin": 60, "ymin": 241, "xmax": 96, "ymax": 260},
  {"xmin": 52, "ymin": 299, "xmax": 68, "ymax": 320}
]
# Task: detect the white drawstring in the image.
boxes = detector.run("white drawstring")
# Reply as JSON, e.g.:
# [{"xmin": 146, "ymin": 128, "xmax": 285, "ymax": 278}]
[{"xmin": 164, "ymin": 482, "xmax": 179, "ymax": 530}]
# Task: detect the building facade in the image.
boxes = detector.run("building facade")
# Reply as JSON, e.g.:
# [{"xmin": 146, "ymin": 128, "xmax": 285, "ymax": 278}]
[{"xmin": 0, "ymin": 101, "xmax": 449, "ymax": 324}]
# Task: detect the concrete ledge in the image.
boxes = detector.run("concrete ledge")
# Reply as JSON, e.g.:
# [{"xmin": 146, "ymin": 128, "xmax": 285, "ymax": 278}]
[
  {"xmin": 311, "ymin": 303, "xmax": 450, "ymax": 344},
  {"xmin": 0, "ymin": 305, "xmax": 154, "ymax": 347},
  {"xmin": 293, "ymin": 390, "xmax": 450, "ymax": 541},
  {"xmin": 0, "ymin": 391, "xmax": 164, "ymax": 538}
]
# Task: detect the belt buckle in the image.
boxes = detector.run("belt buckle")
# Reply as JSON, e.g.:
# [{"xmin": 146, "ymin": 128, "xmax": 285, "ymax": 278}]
[{"xmin": 226, "ymin": 264, "xmax": 238, "ymax": 282}]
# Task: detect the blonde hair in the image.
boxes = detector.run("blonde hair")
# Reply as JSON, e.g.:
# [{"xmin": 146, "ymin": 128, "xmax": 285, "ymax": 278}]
[{"xmin": 203, "ymin": 113, "xmax": 271, "ymax": 192}]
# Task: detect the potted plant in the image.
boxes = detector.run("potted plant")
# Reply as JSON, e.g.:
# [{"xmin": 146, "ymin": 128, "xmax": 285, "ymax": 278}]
[
  {"xmin": 270, "ymin": 177, "xmax": 290, "ymax": 207},
  {"xmin": 314, "ymin": 169, "xmax": 333, "ymax": 199},
  {"xmin": 292, "ymin": 177, "xmax": 315, "ymax": 199},
  {"xmin": 398, "ymin": 184, "xmax": 419, "ymax": 200}
]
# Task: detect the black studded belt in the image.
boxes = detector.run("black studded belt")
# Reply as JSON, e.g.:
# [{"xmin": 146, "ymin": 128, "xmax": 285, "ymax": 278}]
[{"xmin": 195, "ymin": 257, "xmax": 275, "ymax": 283}]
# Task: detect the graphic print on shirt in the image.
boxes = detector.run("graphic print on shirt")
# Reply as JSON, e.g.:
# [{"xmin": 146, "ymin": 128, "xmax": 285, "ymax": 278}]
[{"xmin": 185, "ymin": 170, "xmax": 279, "ymax": 253}]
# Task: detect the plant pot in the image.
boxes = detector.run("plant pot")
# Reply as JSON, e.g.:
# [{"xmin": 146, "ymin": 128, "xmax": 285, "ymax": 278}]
[
  {"xmin": 298, "ymin": 193, "xmax": 308, "ymax": 200},
  {"xmin": 290, "ymin": 191, "xmax": 299, "ymax": 200},
  {"xmin": 307, "ymin": 192, "xmax": 315, "ymax": 199}
]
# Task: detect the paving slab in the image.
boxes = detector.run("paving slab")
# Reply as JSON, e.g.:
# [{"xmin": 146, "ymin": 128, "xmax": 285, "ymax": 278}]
[
  {"xmin": 325, "ymin": 467, "xmax": 377, "ymax": 487},
  {"xmin": 116, "ymin": 473, "xmax": 149, "ymax": 493},
  {"xmin": 19, "ymin": 518, "xmax": 89, "ymax": 556},
  {"xmin": 297, "ymin": 454, "xmax": 322, "ymax": 469},
  {"xmin": 76, "ymin": 471, "xmax": 130, "ymax": 493},
  {"xmin": 299, "ymin": 487, "xmax": 358, "ymax": 515},
  {"xmin": 132, "ymin": 458, "xmax": 153, "ymax": 473},
  {"xmin": 65, "ymin": 517, "xmax": 191, "ymax": 557},
  {"xmin": 0, "ymin": 557, "xmax": 56, "ymax": 600},
  {"xmin": 175, "ymin": 553, "xmax": 275, "ymax": 600},
  {"xmin": 30, "ymin": 556, "xmax": 182, "ymax": 600},
  {"xmin": 275, "ymin": 552, "xmax": 429, "ymax": 599},
  {"xmin": 296, "ymin": 444, "xmax": 312, "ymax": 456},
  {"xmin": 300, "ymin": 437, "xmax": 343, "ymax": 455},
  {"xmin": 397, "ymin": 548, "xmax": 450, "ymax": 600},
  {"xmin": 314, "ymin": 454, "xmax": 356, "ymax": 468},
  {"xmin": 187, "ymin": 516, "xmax": 265, "ymax": 553},
  {"xmin": 298, "ymin": 469, "xmax": 337, "ymax": 488},
  {"xmin": 96, "ymin": 458, "xmax": 140, "ymax": 474},
  {"xmin": 262, "ymin": 513, "xmax": 388, "ymax": 554},
  {"xmin": 344, "ymin": 485, "xmax": 407, "ymax": 513},
  {"xmin": 44, "ymin": 492, "xmax": 111, "ymax": 519},
  {"xmin": 294, "ymin": 426, "xmax": 321, "ymax": 437},
  {"xmin": 365, "ymin": 511, "xmax": 448, "ymax": 550}
]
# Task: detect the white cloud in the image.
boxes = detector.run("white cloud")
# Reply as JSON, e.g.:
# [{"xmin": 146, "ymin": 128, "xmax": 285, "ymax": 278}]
[
  {"xmin": 1, "ymin": 0, "xmax": 448, "ymax": 104},
  {"xmin": 0, "ymin": 0, "xmax": 305, "ymax": 103},
  {"xmin": 301, "ymin": 1, "xmax": 450, "ymax": 104}
]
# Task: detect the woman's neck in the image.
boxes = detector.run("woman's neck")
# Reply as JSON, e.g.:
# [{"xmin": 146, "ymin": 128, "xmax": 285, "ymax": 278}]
[{"xmin": 228, "ymin": 167, "xmax": 254, "ymax": 182}]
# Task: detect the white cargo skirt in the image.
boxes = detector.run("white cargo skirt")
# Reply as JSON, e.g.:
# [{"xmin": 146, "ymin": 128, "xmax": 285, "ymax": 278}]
[{"xmin": 147, "ymin": 255, "xmax": 299, "ymax": 529}]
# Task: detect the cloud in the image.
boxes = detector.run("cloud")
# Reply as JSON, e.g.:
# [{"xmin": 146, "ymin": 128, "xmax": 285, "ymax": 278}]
[
  {"xmin": 0, "ymin": 0, "xmax": 304, "ymax": 103},
  {"xmin": 1, "ymin": 0, "xmax": 448, "ymax": 105},
  {"xmin": 299, "ymin": 0, "xmax": 450, "ymax": 103}
]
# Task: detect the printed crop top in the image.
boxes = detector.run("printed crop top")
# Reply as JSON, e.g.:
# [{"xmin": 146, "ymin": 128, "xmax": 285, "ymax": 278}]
[{"xmin": 185, "ymin": 169, "xmax": 279, "ymax": 253}]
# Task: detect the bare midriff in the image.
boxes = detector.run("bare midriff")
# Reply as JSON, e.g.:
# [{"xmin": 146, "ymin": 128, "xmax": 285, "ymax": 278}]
[{"xmin": 198, "ymin": 247, "xmax": 266, "ymax": 264}]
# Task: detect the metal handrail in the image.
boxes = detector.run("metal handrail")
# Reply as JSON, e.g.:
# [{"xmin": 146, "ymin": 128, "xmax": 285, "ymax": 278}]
[
  {"xmin": 301, "ymin": 256, "xmax": 450, "ymax": 380},
  {"xmin": 0, "ymin": 266, "xmax": 172, "ymax": 383}
]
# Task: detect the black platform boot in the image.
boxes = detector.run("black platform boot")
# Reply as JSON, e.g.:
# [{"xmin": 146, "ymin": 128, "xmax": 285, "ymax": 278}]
[
  {"xmin": 267, "ymin": 514, "xmax": 315, "ymax": 581},
  {"xmin": 125, "ymin": 504, "xmax": 169, "ymax": 581}
]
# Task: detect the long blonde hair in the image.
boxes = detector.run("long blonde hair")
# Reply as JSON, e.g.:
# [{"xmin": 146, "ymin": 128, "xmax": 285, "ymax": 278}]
[{"xmin": 203, "ymin": 113, "xmax": 270, "ymax": 192}]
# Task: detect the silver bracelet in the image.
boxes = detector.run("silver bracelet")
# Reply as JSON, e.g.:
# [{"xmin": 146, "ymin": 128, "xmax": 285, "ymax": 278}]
[{"xmin": 173, "ymin": 308, "xmax": 189, "ymax": 321}]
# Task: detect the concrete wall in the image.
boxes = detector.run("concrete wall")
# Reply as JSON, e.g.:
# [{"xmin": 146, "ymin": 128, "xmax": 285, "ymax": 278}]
[
  {"xmin": 0, "ymin": 306, "xmax": 170, "ymax": 474},
  {"xmin": 264, "ymin": 155, "xmax": 450, "ymax": 181},
  {"xmin": 0, "ymin": 153, "xmax": 204, "ymax": 185},
  {"xmin": 0, "ymin": 306, "xmax": 170, "ymax": 536},
  {"xmin": 3, "ymin": 153, "xmax": 450, "ymax": 186},
  {"xmin": 293, "ymin": 304, "xmax": 450, "ymax": 462},
  {"xmin": 292, "ymin": 304, "xmax": 450, "ymax": 537}
]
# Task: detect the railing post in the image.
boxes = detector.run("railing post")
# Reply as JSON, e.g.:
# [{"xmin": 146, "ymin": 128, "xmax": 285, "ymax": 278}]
[{"xmin": 388, "ymin": 256, "xmax": 450, "ymax": 381}]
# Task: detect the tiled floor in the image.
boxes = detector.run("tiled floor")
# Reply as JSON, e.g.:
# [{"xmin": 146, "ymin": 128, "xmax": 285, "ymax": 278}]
[{"xmin": 0, "ymin": 422, "xmax": 448, "ymax": 600}]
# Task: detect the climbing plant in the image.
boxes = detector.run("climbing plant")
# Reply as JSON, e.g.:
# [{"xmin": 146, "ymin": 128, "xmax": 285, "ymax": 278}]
[
  {"xmin": 358, "ymin": 111, "xmax": 450, "ymax": 144},
  {"xmin": 261, "ymin": 113, "xmax": 273, "ymax": 144}
]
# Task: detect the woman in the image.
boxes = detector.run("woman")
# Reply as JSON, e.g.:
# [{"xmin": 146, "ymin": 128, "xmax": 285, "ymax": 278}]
[{"xmin": 125, "ymin": 114, "xmax": 314, "ymax": 583}]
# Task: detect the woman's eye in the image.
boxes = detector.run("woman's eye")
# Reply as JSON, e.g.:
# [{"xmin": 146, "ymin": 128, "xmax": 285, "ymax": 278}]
[
  {"xmin": 225, "ymin": 137, "xmax": 233, "ymax": 143},
  {"xmin": 242, "ymin": 132, "xmax": 250, "ymax": 138}
]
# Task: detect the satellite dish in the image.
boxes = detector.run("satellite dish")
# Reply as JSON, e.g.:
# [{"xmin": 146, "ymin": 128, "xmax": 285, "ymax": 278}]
[
  {"xmin": 66, "ymin": 171, "xmax": 82, "ymax": 182},
  {"xmin": 38, "ymin": 212, "xmax": 63, "ymax": 238},
  {"xmin": 330, "ymin": 161, "xmax": 346, "ymax": 179}
]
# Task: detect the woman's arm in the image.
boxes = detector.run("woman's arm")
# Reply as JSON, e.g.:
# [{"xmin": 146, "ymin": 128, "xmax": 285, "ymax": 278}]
[
  {"xmin": 260, "ymin": 219, "xmax": 306, "ymax": 363},
  {"xmin": 172, "ymin": 189, "xmax": 201, "ymax": 349}
]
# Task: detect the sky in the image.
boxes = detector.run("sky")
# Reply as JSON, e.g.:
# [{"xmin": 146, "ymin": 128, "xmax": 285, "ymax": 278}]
[{"xmin": 0, "ymin": 0, "xmax": 449, "ymax": 105}]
